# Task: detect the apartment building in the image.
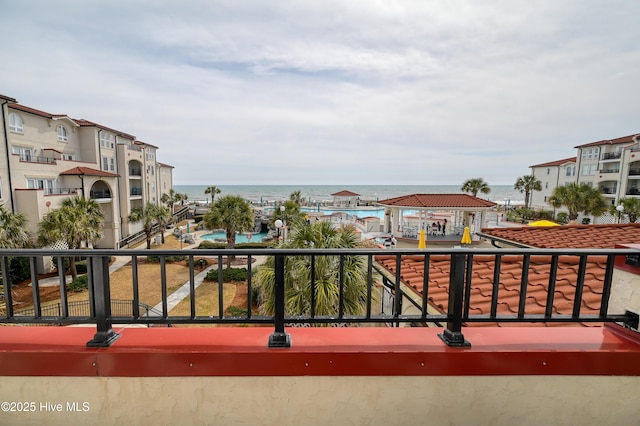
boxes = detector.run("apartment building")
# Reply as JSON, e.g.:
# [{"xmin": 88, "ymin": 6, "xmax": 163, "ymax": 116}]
[
  {"xmin": 0, "ymin": 94, "xmax": 173, "ymax": 248},
  {"xmin": 529, "ymin": 157, "xmax": 576, "ymax": 208},
  {"xmin": 529, "ymin": 133, "xmax": 640, "ymax": 211}
]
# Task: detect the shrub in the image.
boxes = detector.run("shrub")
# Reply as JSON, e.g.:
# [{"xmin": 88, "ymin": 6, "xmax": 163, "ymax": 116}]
[
  {"xmin": 581, "ymin": 217, "xmax": 591, "ymax": 225},
  {"xmin": 67, "ymin": 275, "xmax": 88, "ymax": 292},
  {"xmin": 146, "ymin": 255, "xmax": 187, "ymax": 263},
  {"xmin": 8, "ymin": 257, "xmax": 31, "ymax": 283},
  {"xmin": 556, "ymin": 212, "xmax": 569, "ymax": 224},
  {"xmin": 225, "ymin": 306, "xmax": 248, "ymax": 316},
  {"xmin": 205, "ymin": 267, "xmax": 248, "ymax": 282},
  {"xmin": 196, "ymin": 241, "xmax": 274, "ymax": 249}
]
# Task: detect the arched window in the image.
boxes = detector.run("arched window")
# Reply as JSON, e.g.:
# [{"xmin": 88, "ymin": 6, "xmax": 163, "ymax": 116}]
[
  {"xmin": 9, "ymin": 113, "xmax": 23, "ymax": 133},
  {"xmin": 566, "ymin": 166, "xmax": 572, "ymax": 176},
  {"xmin": 57, "ymin": 125, "xmax": 68, "ymax": 142}
]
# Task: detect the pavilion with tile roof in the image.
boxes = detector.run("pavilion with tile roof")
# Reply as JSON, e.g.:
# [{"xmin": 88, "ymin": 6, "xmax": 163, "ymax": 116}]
[
  {"xmin": 374, "ymin": 223, "xmax": 640, "ymax": 327},
  {"xmin": 330, "ymin": 190, "xmax": 360, "ymax": 208},
  {"xmin": 376, "ymin": 193, "xmax": 496, "ymax": 240}
]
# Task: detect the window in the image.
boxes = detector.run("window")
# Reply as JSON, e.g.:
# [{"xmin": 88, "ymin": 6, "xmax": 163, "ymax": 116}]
[
  {"xmin": 566, "ymin": 167, "xmax": 572, "ymax": 177},
  {"xmin": 62, "ymin": 153, "xmax": 75, "ymax": 161},
  {"xmin": 101, "ymin": 156, "xmax": 115, "ymax": 172},
  {"xmin": 0, "ymin": 177, "xmax": 3, "ymax": 200},
  {"xmin": 100, "ymin": 132, "xmax": 115, "ymax": 149},
  {"xmin": 146, "ymin": 151, "xmax": 155, "ymax": 161},
  {"xmin": 57, "ymin": 125, "xmax": 68, "ymax": 142},
  {"xmin": 27, "ymin": 178, "xmax": 55, "ymax": 192},
  {"xmin": 581, "ymin": 164, "xmax": 597, "ymax": 176},
  {"xmin": 12, "ymin": 146, "xmax": 33, "ymax": 161},
  {"xmin": 545, "ymin": 182, "xmax": 549, "ymax": 189},
  {"xmin": 147, "ymin": 165, "xmax": 154, "ymax": 175},
  {"xmin": 9, "ymin": 113, "xmax": 23, "ymax": 133},
  {"xmin": 547, "ymin": 168, "xmax": 550, "ymax": 175}
]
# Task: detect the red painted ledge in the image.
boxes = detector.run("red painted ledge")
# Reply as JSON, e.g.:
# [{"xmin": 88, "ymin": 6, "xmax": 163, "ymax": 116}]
[{"xmin": 1, "ymin": 325, "xmax": 640, "ymax": 377}]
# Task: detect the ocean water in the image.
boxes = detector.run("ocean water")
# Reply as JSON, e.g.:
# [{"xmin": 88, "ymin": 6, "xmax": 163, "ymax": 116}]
[{"xmin": 173, "ymin": 184, "xmax": 524, "ymax": 206}]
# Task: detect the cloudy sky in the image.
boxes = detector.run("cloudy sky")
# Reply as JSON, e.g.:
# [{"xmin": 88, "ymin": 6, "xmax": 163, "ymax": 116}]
[{"xmin": 1, "ymin": 1, "xmax": 638, "ymax": 185}]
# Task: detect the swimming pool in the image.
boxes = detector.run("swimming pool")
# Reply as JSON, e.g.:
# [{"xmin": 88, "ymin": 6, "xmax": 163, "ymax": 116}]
[{"xmin": 200, "ymin": 232, "xmax": 269, "ymax": 243}]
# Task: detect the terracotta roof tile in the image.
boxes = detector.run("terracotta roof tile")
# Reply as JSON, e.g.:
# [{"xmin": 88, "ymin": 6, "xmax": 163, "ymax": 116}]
[
  {"xmin": 378, "ymin": 194, "xmax": 496, "ymax": 209},
  {"xmin": 331, "ymin": 190, "xmax": 360, "ymax": 197},
  {"xmin": 530, "ymin": 157, "xmax": 577, "ymax": 168},
  {"xmin": 480, "ymin": 223, "xmax": 640, "ymax": 249},
  {"xmin": 74, "ymin": 119, "xmax": 135, "ymax": 140},
  {"xmin": 574, "ymin": 133, "xmax": 640, "ymax": 148},
  {"xmin": 10, "ymin": 103, "xmax": 70, "ymax": 120},
  {"xmin": 60, "ymin": 167, "xmax": 119, "ymax": 178}
]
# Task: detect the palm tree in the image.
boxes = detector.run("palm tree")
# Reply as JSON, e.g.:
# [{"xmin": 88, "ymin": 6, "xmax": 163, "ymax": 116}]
[
  {"xmin": 128, "ymin": 202, "xmax": 162, "ymax": 249},
  {"xmin": 289, "ymin": 190, "xmax": 303, "ymax": 206},
  {"xmin": 461, "ymin": 178, "xmax": 491, "ymax": 197},
  {"xmin": 177, "ymin": 193, "xmax": 189, "ymax": 206},
  {"xmin": 203, "ymin": 195, "xmax": 253, "ymax": 268},
  {"xmin": 514, "ymin": 175, "xmax": 543, "ymax": 209},
  {"xmin": 160, "ymin": 189, "xmax": 177, "ymax": 211},
  {"xmin": 155, "ymin": 206, "xmax": 172, "ymax": 244},
  {"xmin": 614, "ymin": 198, "xmax": 640, "ymax": 223},
  {"xmin": 256, "ymin": 221, "xmax": 369, "ymax": 318},
  {"xmin": 38, "ymin": 196, "xmax": 104, "ymax": 280},
  {"xmin": 204, "ymin": 186, "xmax": 221, "ymax": 204},
  {"xmin": 272, "ymin": 200, "xmax": 304, "ymax": 229},
  {"xmin": 547, "ymin": 183, "xmax": 608, "ymax": 223},
  {"xmin": 0, "ymin": 204, "xmax": 31, "ymax": 248}
]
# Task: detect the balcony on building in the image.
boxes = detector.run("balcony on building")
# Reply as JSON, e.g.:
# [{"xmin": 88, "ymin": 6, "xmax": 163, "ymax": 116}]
[
  {"xmin": 1, "ymin": 244, "xmax": 640, "ymax": 424},
  {"xmin": 599, "ymin": 183, "xmax": 617, "ymax": 196},
  {"xmin": 601, "ymin": 151, "xmax": 622, "ymax": 161}
]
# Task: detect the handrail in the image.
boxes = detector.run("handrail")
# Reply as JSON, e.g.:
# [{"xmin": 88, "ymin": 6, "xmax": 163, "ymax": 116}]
[{"xmin": 0, "ymin": 248, "xmax": 638, "ymax": 348}]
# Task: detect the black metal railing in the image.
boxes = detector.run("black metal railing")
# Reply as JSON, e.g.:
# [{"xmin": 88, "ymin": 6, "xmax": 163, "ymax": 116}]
[
  {"xmin": 0, "ymin": 248, "xmax": 638, "ymax": 349},
  {"xmin": 602, "ymin": 152, "xmax": 622, "ymax": 160}
]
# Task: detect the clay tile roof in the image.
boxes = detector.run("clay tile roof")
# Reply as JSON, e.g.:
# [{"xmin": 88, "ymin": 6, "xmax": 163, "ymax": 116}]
[
  {"xmin": 74, "ymin": 119, "xmax": 135, "ymax": 140},
  {"xmin": 374, "ymin": 223, "xmax": 640, "ymax": 328},
  {"xmin": 480, "ymin": 223, "xmax": 640, "ymax": 249},
  {"xmin": 9, "ymin": 103, "xmax": 70, "ymax": 120},
  {"xmin": 331, "ymin": 190, "xmax": 360, "ymax": 197},
  {"xmin": 378, "ymin": 193, "xmax": 496, "ymax": 209},
  {"xmin": 0, "ymin": 94, "xmax": 17, "ymax": 102},
  {"xmin": 60, "ymin": 167, "xmax": 119, "ymax": 178},
  {"xmin": 574, "ymin": 133, "xmax": 640, "ymax": 148},
  {"xmin": 530, "ymin": 157, "xmax": 577, "ymax": 168}
]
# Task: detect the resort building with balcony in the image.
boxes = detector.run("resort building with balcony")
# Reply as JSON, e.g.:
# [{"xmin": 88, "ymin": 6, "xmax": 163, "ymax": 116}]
[
  {"xmin": 0, "ymin": 93, "xmax": 173, "ymax": 248},
  {"xmin": 529, "ymin": 133, "xmax": 640, "ymax": 216}
]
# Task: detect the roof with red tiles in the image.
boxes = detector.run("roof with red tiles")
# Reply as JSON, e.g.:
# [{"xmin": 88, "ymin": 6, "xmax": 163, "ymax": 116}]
[
  {"xmin": 157, "ymin": 162, "xmax": 174, "ymax": 168},
  {"xmin": 9, "ymin": 103, "xmax": 73, "ymax": 121},
  {"xmin": 0, "ymin": 94, "xmax": 17, "ymax": 102},
  {"xmin": 374, "ymin": 224, "xmax": 640, "ymax": 327},
  {"xmin": 574, "ymin": 133, "xmax": 640, "ymax": 149},
  {"xmin": 135, "ymin": 140, "xmax": 159, "ymax": 149},
  {"xmin": 60, "ymin": 167, "xmax": 119, "ymax": 178},
  {"xmin": 480, "ymin": 223, "xmax": 640, "ymax": 249},
  {"xmin": 377, "ymin": 193, "xmax": 496, "ymax": 209},
  {"xmin": 74, "ymin": 119, "xmax": 136, "ymax": 140},
  {"xmin": 331, "ymin": 190, "xmax": 360, "ymax": 197},
  {"xmin": 530, "ymin": 157, "xmax": 577, "ymax": 168}
]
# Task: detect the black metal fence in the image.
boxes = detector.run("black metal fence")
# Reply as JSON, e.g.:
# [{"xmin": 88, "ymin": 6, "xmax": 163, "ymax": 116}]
[{"xmin": 0, "ymin": 248, "xmax": 638, "ymax": 348}]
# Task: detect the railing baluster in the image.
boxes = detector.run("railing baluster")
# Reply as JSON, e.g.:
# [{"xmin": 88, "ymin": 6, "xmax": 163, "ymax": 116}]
[
  {"xmin": 438, "ymin": 253, "xmax": 470, "ymax": 347},
  {"xmin": 30, "ymin": 257, "xmax": 41, "ymax": 318},
  {"xmin": 599, "ymin": 254, "xmax": 616, "ymax": 317},
  {"xmin": 463, "ymin": 254, "xmax": 473, "ymax": 318},
  {"xmin": 189, "ymin": 255, "xmax": 196, "ymax": 319},
  {"xmin": 57, "ymin": 256, "xmax": 69, "ymax": 318},
  {"xmin": 310, "ymin": 255, "xmax": 316, "ymax": 318},
  {"xmin": 421, "ymin": 254, "xmax": 430, "ymax": 319},
  {"xmin": 218, "ymin": 256, "xmax": 224, "ymax": 318},
  {"xmin": 366, "ymin": 255, "xmax": 373, "ymax": 319},
  {"xmin": 87, "ymin": 255, "xmax": 120, "ymax": 347},
  {"xmin": 545, "ymin": 255, "xmax": 559, "ymax": 318},
  {"xmin": 339, "ymin": 255, "xmax": 345, "ymax": 319},
  {"xmin": 490, "ymin": 254, "xmax": 502, "ymax": 318},
  {"xmin": 517, "ymin": 255, "xmax": 531, "ymax": 319},
  {"xmin": 268, "ymin": 254, "xmax": 291, "ymax": 348},
  {"xmin": 246, "ymin": 255, "xmax": 252, "ymax": 319},
  {"xmin": 394, "ymin": 254, "xmax": 402, "ymax": 323},
  {"xmin": 572, "ymin": 255, "xmax": 588, "ymax": 318},
  {"xmin": 1, "ymin": 256, "xmax": 14, "ymax": 318},
  {"xmin": 161, "ymin": 256, "xmax": 168, "ymax": 319},
  {"xmin": 132, "ymin": 255, "xmax": 140, "ymax": 319}
]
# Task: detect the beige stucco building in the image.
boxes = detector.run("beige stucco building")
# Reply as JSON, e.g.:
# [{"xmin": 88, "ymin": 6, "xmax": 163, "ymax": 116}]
[{"xmin": 0, "ymin": 94, "xmax": 173, "ymax": 248}]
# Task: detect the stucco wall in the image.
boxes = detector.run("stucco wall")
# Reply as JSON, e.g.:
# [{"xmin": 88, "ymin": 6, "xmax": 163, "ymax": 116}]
[{"xmin": 0, "ymin": 375, "xmax": 637, "ymax": 425}]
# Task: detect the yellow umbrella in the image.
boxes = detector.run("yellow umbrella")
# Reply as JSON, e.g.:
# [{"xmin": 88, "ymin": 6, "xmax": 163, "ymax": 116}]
[
  {"xmin": 461, "ymin": 226, "xmax": 472, "ymax": 245},
  {"xmin": 418, "ymin": 229, "xmax": 426, "ymax": 249},
  {"xmin": 528, "ymin": 219, "xmax": 559, "ymax": 227}
]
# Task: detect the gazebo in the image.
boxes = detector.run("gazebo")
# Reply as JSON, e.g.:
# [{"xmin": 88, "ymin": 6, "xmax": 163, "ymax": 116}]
[
  {"xmin": 330, "ymin": 190, "xmax": 360, "ymax": 208},
  {"xmin": 376, "ymin": 194, "xmax": 497, "ymax": 241}
]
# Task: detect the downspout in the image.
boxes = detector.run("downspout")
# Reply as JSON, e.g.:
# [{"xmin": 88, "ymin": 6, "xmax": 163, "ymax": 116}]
[
  {"xmin": 1, "ymin": 100, "xmax": 15, "ymax": 212},
  {"xmin": 114, "ymin": 135, "xmax": 123, "ymax": 240},
  {"xmin": 97, "ymin": 129, "xmax": 102, "ymax": 172}
]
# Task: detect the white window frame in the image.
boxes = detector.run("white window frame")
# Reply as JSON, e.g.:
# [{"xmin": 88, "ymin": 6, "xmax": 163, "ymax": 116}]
[
  {"xmin": 57, "ymin": 125, "xmax": 68, "ymax": 142},
  {"xmin": 12, "ymin": 146, "xmax": 33, "ymax": 161},
  {"xmin": 26, "ymin": 178, "xmax": 55, "ymax": 192},
  {"xmin": 100, "ymin": 132, "xmax": 115, "ymax": 149},
  {"xmin": 102, "ymin": 156, "xmax": 115, "ymax": 172},
  {"xmin": 0, "ymin": 177, "xmax": 3, "ymax": 200},
  {"xmin": 63, "ymin": 153, "xmax": 75, "ymax": 161},
  {"xmin": 9, "ymin": 113, "xmax": 23, "ymax": 133}
]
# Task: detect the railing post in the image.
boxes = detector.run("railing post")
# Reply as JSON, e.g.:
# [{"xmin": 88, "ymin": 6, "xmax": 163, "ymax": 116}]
[
  {"xmin": 268, "ymin": 254, "xmax": 291, "ymax": 348},
  {"xmin": 438, "ymin": 253, "xmax": 471, "ymax": 347},
  {"xmin": 86, "ymin": 255, "xmax": 121, "ymax": 347}
]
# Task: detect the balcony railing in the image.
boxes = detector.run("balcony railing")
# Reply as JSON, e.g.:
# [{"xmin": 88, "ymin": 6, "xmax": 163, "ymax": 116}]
[
  {"xmin": 629, "ymin": 168, "xmax": 640, "ymax": 176},
  {"xmin": 599, "ymin": 169, "xmax": 620, "ymax": 174},
  {"xmin": 90, "ymin": 190, "xmax": 112, "ymax": 199},
  {"xmin": 600, "ymin": 187, "xmax": 617, "ymax": 194},
  {"xmin": 130, "ymin": 187, "xmax": 142, "ymax": 196},
  {"xmin": 44, "ymin": 187, "xmax": 79, "ymax": 196},
  {"xmin": 1, "ymin": 248, "xmax": 638, "ymax": 349},
  {"xmin": 602, "ymin": 152, "xmax": 622, "ymax": 160},
  {"xmin": 18, "ymin": 155, "xmax": 56, "ymax": 164}
]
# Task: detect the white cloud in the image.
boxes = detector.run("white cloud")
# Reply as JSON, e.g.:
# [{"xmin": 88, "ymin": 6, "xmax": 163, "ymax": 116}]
[{"xmin": 1, "ymin": 0, "xmax": 639, "ymax": 185}]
